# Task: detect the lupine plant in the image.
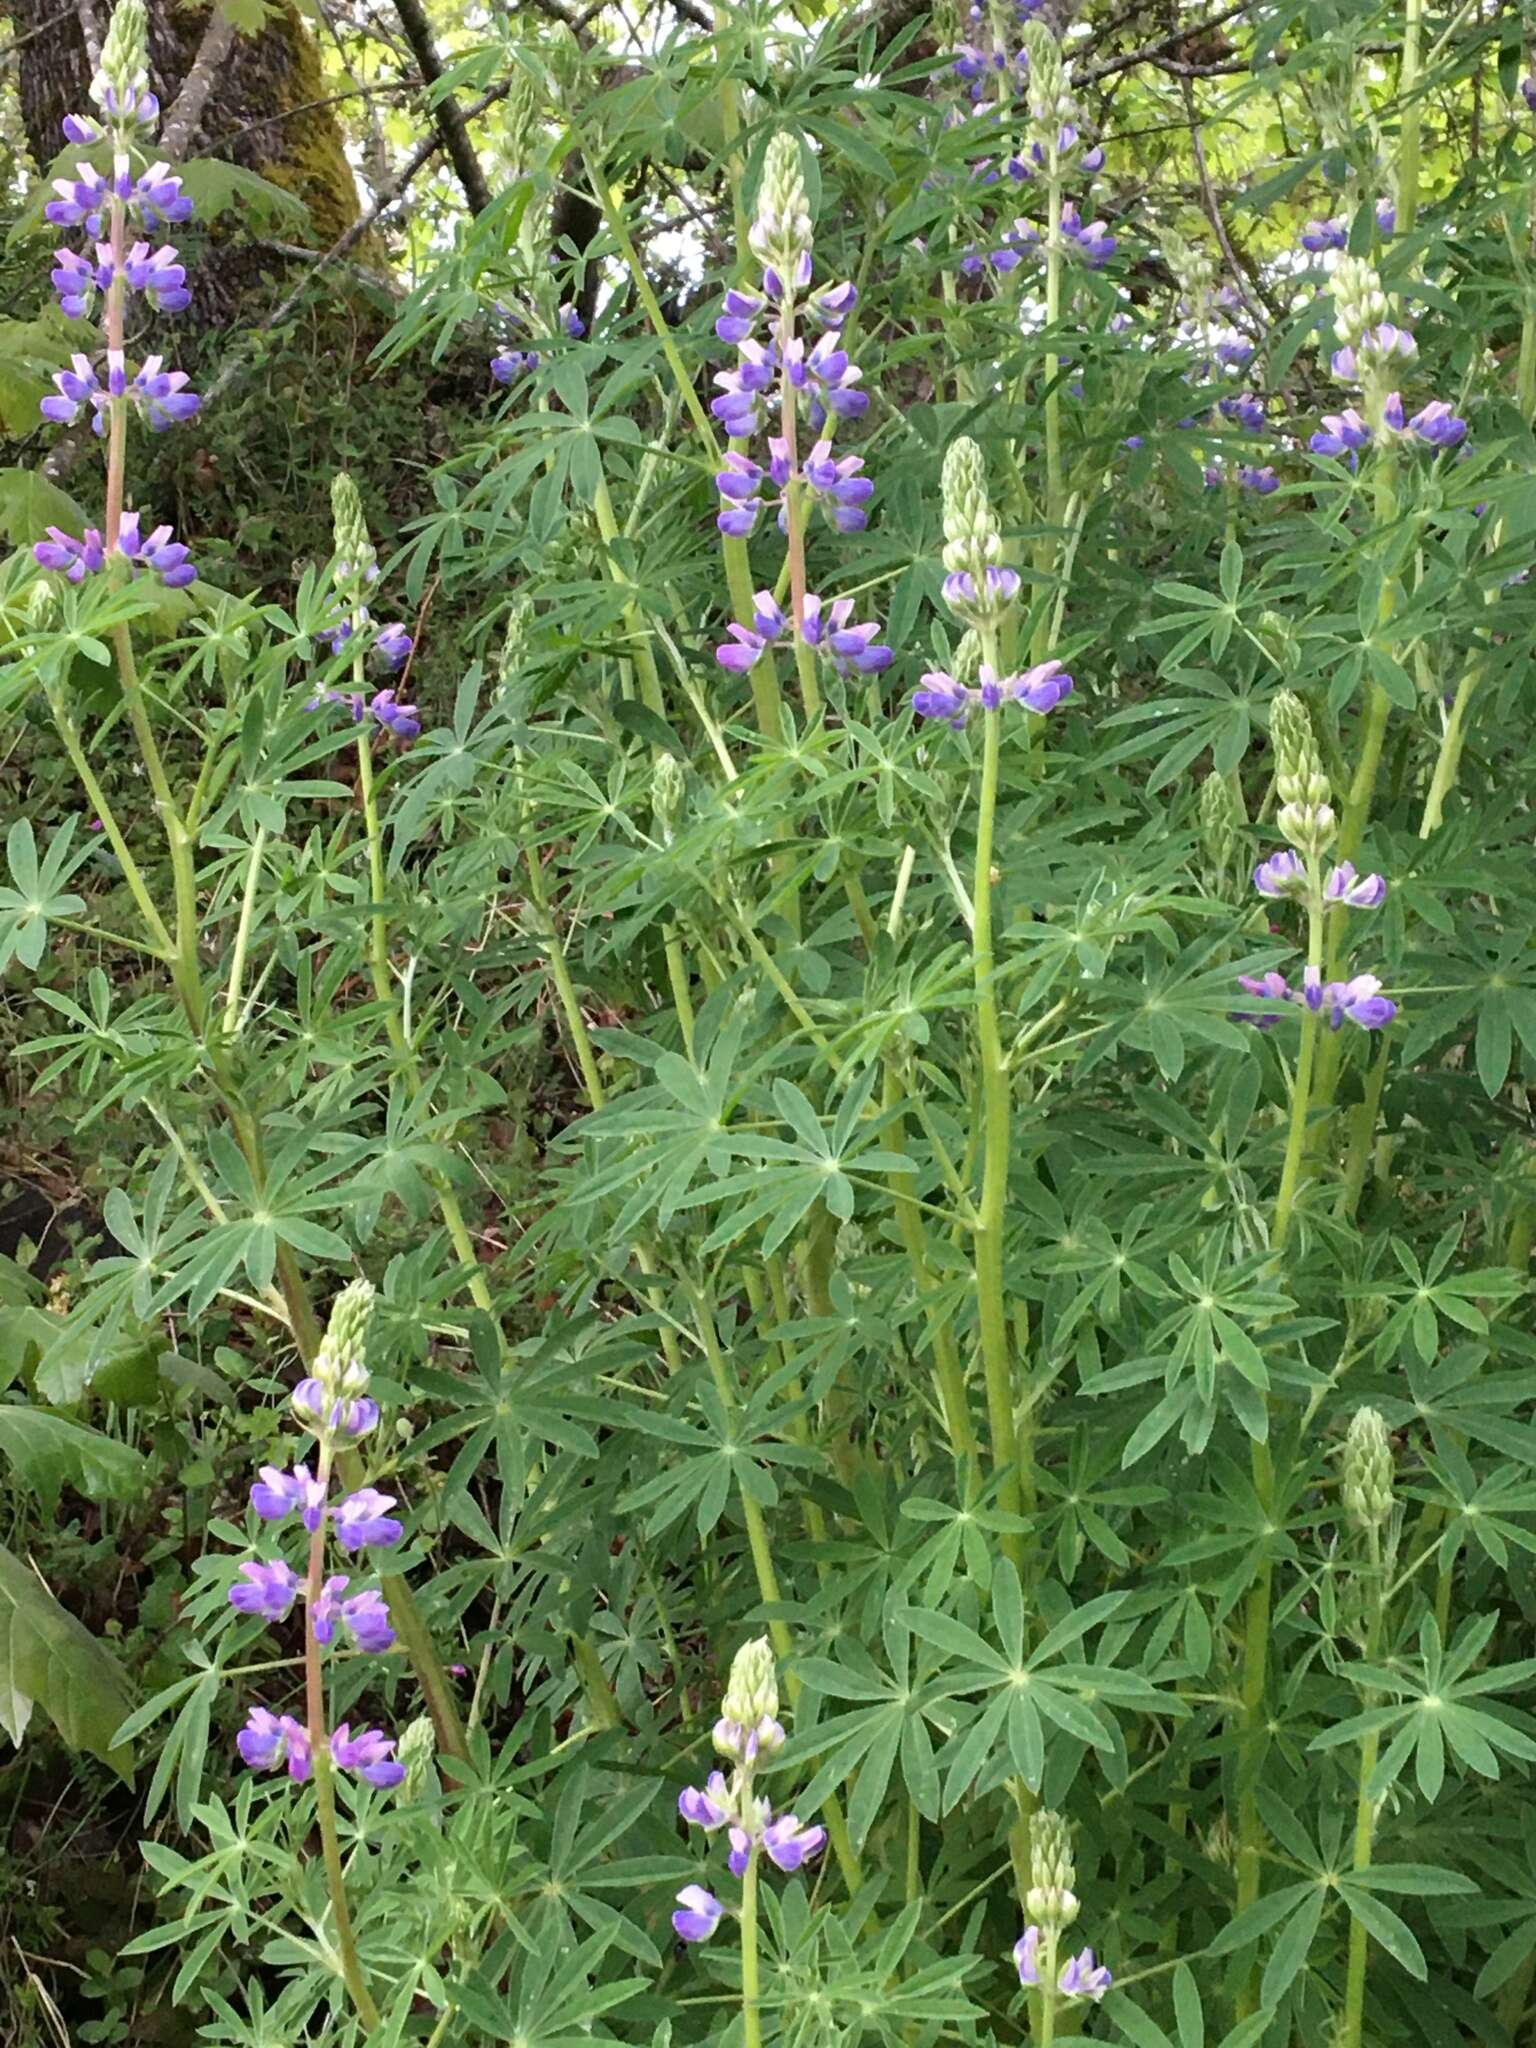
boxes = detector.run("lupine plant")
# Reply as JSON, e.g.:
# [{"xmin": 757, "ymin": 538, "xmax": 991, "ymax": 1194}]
[{"xmin": 5, "ymin": 1, "xmax": 1536, "ymax": 2044}]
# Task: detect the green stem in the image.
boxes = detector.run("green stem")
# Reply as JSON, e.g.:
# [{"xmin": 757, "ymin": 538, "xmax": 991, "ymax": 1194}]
[
  {"xmin": 1033, "ymin": 177, "xmax": 1064, "ymax": 668},
  {"xmin": 222, "ymin": 826, "xmax": 267, "ymax": 1035},
  {"xmin": 304, "ymin": 1449, "xmax": 380, "ymax": 2028},
  {"xmin": 1340, "ymin": 1527, "xmax": 1385, "ymax": 2048},
  {"xmin": 741, "ymin": 1845, "xmax": 762, "ymax": 2048},
  {"xmin": 44, "ymin": 691, "xmax": 174, "ymax": 956},
  {"xmin": 1338, "ymin": 1038, "xmax": 1392, "ymax": 1221},
  {"xmin": 354, "ymin": 729, "xmax": 396, "ymax": 1030},
  {"xmin": 971, "ymin": 699, "xmax": 1027, "ymax": 1571},
  {"xmin": 883, "ymin": 1064, "xmax": 980, "ymax": 1462},
  {"xmin": 1418, "ymin": 663, "xmax": 1478, "ymax": 837},
  {"xmin": 113, "ymin": 625, "xmax": 206, "ymax": 1032},
  {"xmin": 1396, "ymin": 0, "xmax": 1424, "ymax": 233}
]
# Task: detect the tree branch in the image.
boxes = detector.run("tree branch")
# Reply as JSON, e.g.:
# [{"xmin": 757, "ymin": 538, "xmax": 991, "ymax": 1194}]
[
  {"xmin": 390, "ymin": 0, "xmax": 493, "ymax": 215},
  {"xmin": 160, "ymin": 3, "xmax": 238, "ymax": 160}
]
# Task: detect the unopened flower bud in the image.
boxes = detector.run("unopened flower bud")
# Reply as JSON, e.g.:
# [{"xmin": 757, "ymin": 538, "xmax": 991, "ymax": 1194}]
[
  {"xmin": 714, "ymin": 1635, "xmax": 785, "ymax": 1763},
  {"xmin": 330, "ymin": 473, "xmax": 377, "ymax": 594},
  {"xmin": 951, "ymin": 629, "xmax": 983, "ymax": 687},
  {"xmin": 94, "ymin": 0, "xmax": 148, "ymax": 118},
  {"xmin": 1332, "ymin": 256, "xmax": 1390, "ymax": 351},
  {"xmin": 653, "ymin": 753, "xmax": 686, "ymax": 842},
  {"xmin": 504, "ymin": 65, "xmax": 539, "ymax": 173},
  {"xmin": 1199, "ymin": 772, "xmax": 1242, "ymax": 878},
  {"xmin": 396, "ymin": 1713, "xmax": 436, "ymax": 1799},
  {"xmin": 1270, "ymin": 690, "xmax": 1330, "ymax": 810},
  {"xmin": 1342, "ymin": 1407, "xmax": 1394, "ymax": 1530},
  {"xmin": 749, "ymin": 134, "xmax": 814, "ymax": 293},
  {"xmin": 941, "ymin": 438, "xmax": 1006, "ymax": 589},
  {"xmin": 1205, "ymin": 1812, "xmax": 1238, "ymax": 1871},
  {"xmin": 1027, "ymin": 1809, "xmax": 1080, "ymax": 1929}
]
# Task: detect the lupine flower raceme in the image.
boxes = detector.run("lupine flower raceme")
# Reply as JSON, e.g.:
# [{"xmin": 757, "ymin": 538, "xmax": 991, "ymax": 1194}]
[
  {"xmin": 31, "ymin": 1, "xmax": 199, "ymax": 591},
  {"xmin": 227, "ymin": 1280, "xmax": 410, "ymax": 1798},
  {"xmin": 1014, "ymin": 1811, "xmax": 1113, "ymax": 2008},
  {"xmin": 672, "ymin": 1636, "xmax": 825, "ymax": 1945},
  {"xmin": 306, "ymin": 474, "xmax": 421, "ymax": 741}
]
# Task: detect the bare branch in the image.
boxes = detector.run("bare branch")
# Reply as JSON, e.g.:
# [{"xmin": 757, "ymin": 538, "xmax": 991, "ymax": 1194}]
[
  {"xmin": 160, "ymin": 3, "xmax": 239, "ymax": 161},
  {"xmin": 391, "ymin": 0, "xmax": 493, "ymax": 213},
  {"xmin": 1083, "ymin": 1, "xmax": 1253, "ymax": 85}
]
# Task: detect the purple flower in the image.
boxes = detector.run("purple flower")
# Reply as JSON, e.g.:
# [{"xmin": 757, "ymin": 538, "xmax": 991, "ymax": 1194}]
[
  {"xmin": 1214, "ymin": 333, "xmax": 1254, "ymax": 369},
  {"xmin": 370, "ymin": 688, "xmax": 421, "ymax": 741},
  {"xmin": 1331, "ymin": 325, "xmax": 1416, "ymax": 381},
  {"xmin": 1218, "ymin": 394, "xmax": 1266, "ymax": 433},
  {"xmin": 912, "ymin": 671, "xmax": 972, "ymax": 727},
  {"xmin": 801, "ymin": 594, "xmax": 893, "ymax": 675},
  {"xmin": 716, "ymin": 591, "xmax": 787, "ymax": 672},
  {"xmin": 122, "ymin": 240, "xmax": 191, "ymax": 313},
  {"xmin": 1015, "ymin": 1925, "xmax": 1043, "ymax": 1984},
  {"xmin": 1376, "ymin": 199, "xmax": 1397, "ymax": 235},
  {"xmin": 342, "ymin": 1589, "xmax": 395, "ymax": 1652},
  {"xmin": 374, "ymin": 622, "xmax": 413, "ymax": 671},
  {"xmin": 1060, "ymin": 203, "xmax": 1115, "ymax": 267},
  {"xmin": 1233, "ymin": 970, "xmax": 1294, "ymax": 1028},
  {"xmin": 1059, "ymin": 1948, "xmax": 1113, "ymax": 2001},
  {"xmin": 942, "ymin": 565, "xmax": 1021, "ymax": 615},
  {"xmin": 673, "ymin": 1885, "xmax": 724, "ymax": 1943},
  {"xmin": 1324, "ymin": 861, "xmax": 1387, "ymax": 908},
  {"xmin": 117, "ymin": 510, "xmax": 197, "ymax": 586},
  {"xmin": 1301, "ymin": 217, "xmax": 1348, "ymax": 253},
  {"xmin": 1007, "ymin": 658, "xmax": 1074, "ymax": 712},
  {"xmin": 250, "ymin": 1462, "xmax": 328, "ymax": 1530},
  {"xmin": 330, "ymin": 1722, "xmax": 406, "ymax": 1788},
  {"xmin": 715, "ymin": 451, "xmax": 766, "ymax": 536},
  {"xmin": 814, "ymin": 281, "xmax": 857, "ymax": 326},
  {"xmin": 62, "ymin": 113, "xmax": 102, "ymax": 146},
  {"xmin": 761, "ymin": 1813, "xmax": 826, "ymax": 1871},
  {"xmin": 1525, "ymin": 75, "xmax": 1536, "ymax": 114},
  {"xmin": 1253, "ymin": 848, "xmax": 1306, "ymax": 899},
  {"xmin": 795, "ymin": 332, "xmax": 868, "ymax": 422},
  {"xmin": 332, "ymin": 1487, "xmax": 404, "ymax": 1553},
  {"xmin": 34, "ymin": 526, "xmax": 104, "ymax": 579},
  {"xmin": 679, "ymin": 1772, "xmax": 731, "ymax": 1829},
  {"xmin": 716, "ymin": 287, "xmax": 764, "ymax": 345},
  {"xmin": 1303, "ymin": 967, "xmax": 1397, "ymax": 1031},
  {"xmin": 229, "ymin": 1559, "xmax": 301, "ymax": 1622},
  {"xmin": 130, "ymin": 355, "xmax": 200, "ymax": 432},
  {"xmin": 308, "ymin": 1574, "xmax": 350, "ymax": 1645},
  {"xmin": 1311, "ymin": 408, "xmax": 1372, "ymax": 457},
  {"xmin": 491, "ymin": 349, "xmax": 539, "ymax": 386},
  {"xmin": 131, "ymin": 163, "xmax": 194, "ymax": 228},
  {"xmin": 51, "ymin": 246, "xmax": 110, "ymax": 318},
  {"xmin": 558, "ymin": 302, "xmax": 585, "ymax": 338},
  {"xmin": 1407, "ymin": 400, "xmax": 1467, "ymax": 448},
  {"xmin": 40, "ymin": 353, "xmax": 105, "ymax": 431},
  {"xmin": 46, "ymin": 162, "xmax": 110, "ymax": 236},
  {"xmin": 802, "ymin": 439, "xmax": 874, "ymax": 532},
  {"xmin": 238, "ymin": 1706, "xmax": 311, "ymax": 1781},
  {"xmin": 294, "ymin": 1376, "xmax": 382, "ymax": 1441},
  {"xmin": 1237, "ymin": 464, "xmax": 1279, "ymax": 495}
]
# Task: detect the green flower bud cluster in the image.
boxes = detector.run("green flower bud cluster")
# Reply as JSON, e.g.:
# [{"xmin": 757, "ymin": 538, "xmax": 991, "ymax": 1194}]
[
  {"xmin": 715, "ymin": 1635, "xmax": 785, "ymax": 1761},
  {"xmin": 330, "ymin": 472, "xmax": 378, "ymax": 598},
  {"xmin": 504, "ymin": 64, "xmax": 540, "ymax": 175},
  {"xmin": 652, "ymin": 753, "xmax": 686, "ymax": 844},
  {"xmin": 1162, "ymin": 226, "xmax": 1216, "ymax": 312},
  {"xmin": 95, "ymin": 0, "xmax": 149, "ymax": 115},
  {"xmin": 1271, "ymin": 690, "xmax": 1336, "ymax": 856},
  {"xmin": 941, "ymin": 439, "xmax": 1015, "ymax": 626},
  {"xmin": 398, "ymin": 1714, "xmax": 437, "ymax": 1800},
  {"xmin": 1332, "ymin": 256, "xmax": 1390, "ymax": 353},
  {"xmin": 313, "ymin": 1276, "xmax": 376, "ymax": 1405},
  {"xmin": 1026, "ymin": 1809, "xmax": 1080, "ymax": 1930},
  {"xmin": 1342, "ymin": 1407, "xmax": 1395, "ymax": 1530},
  {"xmin": 750, "ymin": 134, "xmax": 814, "ymax": 291},
  {"xmin": 1199, "ymin": 772, "xmax": 1243, "ymax": 879},
  {"xmin": 1021, "ymin": 22, "xmax": 1077, "ymax": 159}
]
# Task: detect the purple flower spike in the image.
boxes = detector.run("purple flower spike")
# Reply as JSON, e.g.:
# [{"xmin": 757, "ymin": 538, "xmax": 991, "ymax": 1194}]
[
  {"xmin": 1311, "ymin": 408, "xmax": 1372, "ymax": 457},
  {"xmin": 1253, "ymin": 848, "xmax": 1306, "ymax": 899},
  {"xmin": 238, "ymin": 1706, "xmax": 311, "ymax": 1781},
  {"xmin": 1237, "ymin": 464, "xmax": 1279, "ymax": 494},
  {"xmin": 1059, "ymin": 1948, "xmax": 1113, "ymax": 2001},
  {"xmin": 250, "ymin": 1462, "xmax": 328, "ymax": 1530},
  {"xmin": 673, "ymin": 1886, "xmax": 724, "ymax": 1943},
  {"xmin": 679, "ymin": 1772, "xmax": 731, "ymax": 1829},
  {"xmin": 229, "ymin": 1559, "xmax": 301, "ymax": 1622},
  {"xmin": 330, "ymin": 1722, "xmax": 406, "ymax": 1788},
  {"xmin": 1407, "ymin": 400, "xmax": 1467, "ymax": 448},
  {"xmin": 1015, "ymin": 1926, "xmax": 1042, "ymax": 1985},
  {"xmin": 1323, "ymin": 972, "xmax": 1396, "ymax": 1031},
  {"xmin": 332, "ymin": 1487, "xmax": 404, "ymax": 1553},
  {"xmin": 1324, "ymin": 860, "xmax": 1387, "ymax": 908},
  {"xmin": 762, "ymin": 1813, "xmax": 826, "ymax": 1872}
]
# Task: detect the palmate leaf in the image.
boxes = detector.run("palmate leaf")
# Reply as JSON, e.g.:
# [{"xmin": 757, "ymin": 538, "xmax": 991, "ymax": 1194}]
[
  {"xmin": 0, "ymin": 1542, "xmax": 134, "ymax": 1777},
  {"xmin": 0, "ymin": 1405, "xmax": 148, "ymax": 1511}
]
